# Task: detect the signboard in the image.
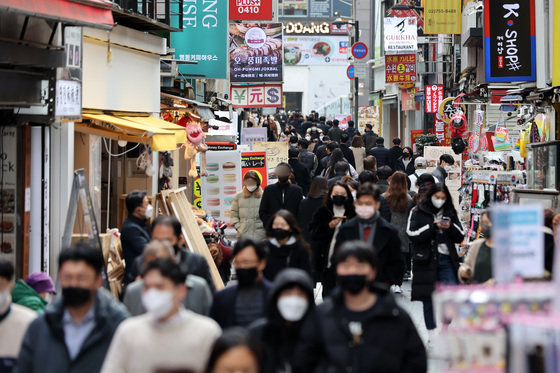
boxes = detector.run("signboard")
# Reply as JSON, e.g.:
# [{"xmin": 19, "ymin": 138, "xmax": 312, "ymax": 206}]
[
  {"xmin": 358, "ymin": 105, "xmax": 381, "ymax": 135},
  {"xmin": 351, "ymin": 42, "xmax": 368, "ymax": 59},
  {"xmin": 0, "ymin": 127, "xmax": 18, "ymax": 265},
  {"xmin": 57, "ymin": 26, "xmax": 82, "ymax": 121},
  {"xmin": 231, "ymin": 84, "xmax": 283, "ymax": 107},
  {"xmin": 310, "ymin": 0, "xmax": 331, "ymax": 17},
  {"xmin": 492, "ymin": 205, "xmax": 544, "ymax": 283},
  {"xmin": 230, "ymin": 23, "xmax": 283, "ymax": 83},
  {"xmin": 284, "ymin": 21, "xmax": 331, "ymax": 34},
  {"xmin": 55, "ymin": 80, "xmax": 81, "ymax": 118},
  {"xmin": 193, "ymin": 177, "xmax": 202, "ymax": 209},
  {"xmin": 401, "ymin": 86, "xmax": 417, "ymax": 111},
  {"xmin": 434, "ymin": 113, "xmax": 450, "ymax": 146},
  {"xmin": 384, "ymin": 17, "xmax": 417, "ymax": 52},
  {"xmin": 355, "ymin": 62, "xmax": 368, "ymax": 79},
  {"xmin": 201, "ymin": 150, "xmax": 242, "ymax": 223},
  {"xmin": 284, "ymin": 35, "xmax": 348, "ymax": 66},
  {"xmin": 206, "ymin": 142, "xmax": 237, "ymax": 151},
  {"xmin": 347, "ymin": 65, "xmax": 355, "ymax": 80},
  {"xmin": 229, "ymin": 0, "xmax": 273, "ymax": 21},
  {"xmin": 438, "ymin": 96, "xmax": 466, "ymax": 124},
  {"xmin": 389, "ymin": 0, "xmax": 424, "ymax": 29},
  {"xmin": 252, "ymin": 141, "xmax": 289, "ymax": 180},
  {"xmin": 241, "ymin": 127, "xmax": 267, "ymax": 146},
  {"xmin": 281, "ymin": 0, "xmax": 308, "ymax": 16},
  {"xmin": 484, "ymin": 0, "xmax": 536, "ymax": 82},
  {"xmin": 172, "ymin": 0, "xmax": 227, "ymax": 79},
  {"xmin": 425, "ymin": 84, "xmax": 444, "ymax": 113},
  {"xmin": 241, "ymin": 152, "xmax": 268, "ymax": 188},
  {"xmin": 410, "ymin": 129, "xmax": 424, "ymax": 153},
  {"xmin": 424, "ymin": 0, "xmax": 462, "ymax": 35},
  {"xmin": 385, "ymin": 54, "xmax": 417, "ymax": 83}
]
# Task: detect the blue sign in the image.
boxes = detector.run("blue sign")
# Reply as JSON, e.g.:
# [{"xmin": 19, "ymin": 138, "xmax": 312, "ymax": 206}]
[
  {"xmin": 352, "ymin": 42, "xmax": 368, "ymax": 59},
  {"xmin": 347, "ymin": 65, "xmax": 355, "ymax": 80}
]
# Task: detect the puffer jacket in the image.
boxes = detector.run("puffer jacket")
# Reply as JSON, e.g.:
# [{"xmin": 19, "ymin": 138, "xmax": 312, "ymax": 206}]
[
  {"xmin": 12, "ymin": 279, "xmax": 47, "ymax": 313},
  {"xmin": 230, "ymin": 188, "xmax": 265, "ymax": 240}
]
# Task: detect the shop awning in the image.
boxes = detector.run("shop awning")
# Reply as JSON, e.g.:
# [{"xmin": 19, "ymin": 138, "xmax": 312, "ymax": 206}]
[
  {"xmin": 82, "ymin": 113, "xmax": 177, "ymax": 151},
  {"xmin": 120, "ymin": 116, "xmax": 186, "ymax": 144},
  {"xmin": 0, "ymin": 0, "xmax": 114, "ymax": 29}
]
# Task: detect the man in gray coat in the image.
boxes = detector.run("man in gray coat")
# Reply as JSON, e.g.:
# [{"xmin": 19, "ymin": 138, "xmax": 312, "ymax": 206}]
[{"xmin": 123, "ymin": 241, "xmax": 213, "ymax": 316}]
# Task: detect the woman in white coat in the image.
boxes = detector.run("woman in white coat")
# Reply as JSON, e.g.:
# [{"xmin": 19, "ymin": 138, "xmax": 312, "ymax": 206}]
[{"xmin": 230, "ymin": 170, "xmax": 266, "ymax": 240}]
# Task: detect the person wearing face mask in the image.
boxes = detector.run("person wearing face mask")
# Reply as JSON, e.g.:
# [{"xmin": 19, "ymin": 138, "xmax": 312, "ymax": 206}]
[
  {"xmin": 211, "ymin": 238, "xmax": 271, "ymax": 329},
  {"xmin": 333, "ymin": 183, "xmax": 404, "ymax": 290},
  {"xmin": 0, "ymin": 259, "xmax": 36, "ymax": 373},
  {"xmin": 263, "ymin": 210, "xmax": 312, "ymax": 281},
  {"xmin": 394, "ymin": 146, "xmax": 415, "ymax": 176},
  {"xmin": 458, "ymin": 211, "xmax": 495, "ymax": 285},
  {"xmin": 293, "ymin": 241, "xmax": 426, "ymax": 373},
  {"xmin": 297, "ymin": 138, "xmax": 318, "ymax": 177},
  {"xmin": 121, "ymin": 190, "xmax": 152, "ymax": 285},
  {"xmin": 309, "ymin": 182, "xmax": 356, "ymax": 294},
  {"xmin": 249, "ymin": 269, "xmax": 315, "ymax": 373},
  {"xmin": 231, "ymin": 171, "xmax": 266, "ymax": 241},
  {"xmin": 259, "ymin": 163, "xmax": 303, "ymax": 226},
  {"xmin": 406, "ymin": 183, "xmax": 465, "ymax": 338},
  {"xmin": 102, "ymin": 258, "xmax": 220, "ymax": 373},
  {"xmin": 16, "ymin": 243, "xmax": 129, "ymax": 373},
  {"xmin": 431, "ymin": 154, "xmax": 455, "ymax": 185},
  {"xmin": 11, "ymin": 272, "xmax": 56, "ymax": 313}
]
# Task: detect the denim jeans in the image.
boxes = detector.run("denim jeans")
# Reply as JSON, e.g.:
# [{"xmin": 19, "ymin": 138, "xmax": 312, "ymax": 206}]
[{"xmin": 423, "ymin": 254, "xmax": 458, "ymax": 330}]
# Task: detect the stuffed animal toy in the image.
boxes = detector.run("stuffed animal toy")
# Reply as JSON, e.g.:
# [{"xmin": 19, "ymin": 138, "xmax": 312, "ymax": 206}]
[{"xmin": 177, "ymin": 114, "xmax": 208, "ymax": 177}]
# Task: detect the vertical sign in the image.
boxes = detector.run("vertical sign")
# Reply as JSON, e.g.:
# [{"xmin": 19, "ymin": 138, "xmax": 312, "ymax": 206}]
[
  {"xmin": 424, "ymin": 0, "xmax": 462, "ymax": 35},
  {"xmin": 401, "ymin": 87, "xmax": 417, "ymax": 111},
  {"xmin": 241, "ymin": 152, "xmax": 268, "ymax": 188},
  {"xmin": 229, "ymin": 0, "xmax": 273, "ymax": 21},
  {"xmin": 0, "ymin": 127, "xmax": 18, "ymax": 265},
  {"xmin": 434, "ymin": 113, "xmax": 450, "ymax": 146},
  {"xmin": 172, "ymin": 1, "xmax": 227, "ymax": 79},
  {"xmin": 484, "ymin": 0, "xmax": 536, "ymax": 82},
  {"xmin": 56, "ymin": 26, "xmax": 82, "ymax": 120},
  {"xmin": 425, "ymin": 84, "xmax": 444, "ymax": 113}
]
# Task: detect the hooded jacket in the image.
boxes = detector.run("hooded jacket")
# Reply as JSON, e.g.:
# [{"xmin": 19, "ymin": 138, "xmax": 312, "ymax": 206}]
[
  {"xmin": 263, "ymin": 238, "xmax": 312, "ymax": 282},
  {"xmin": 11, "ymin": 280, "xmax": 47, "ymax": 313},
  {"xmin": 250, "ymin": 269, "xmax": 315, "ymax": 373},
  {"xmin": 15, "ymin": 288, "xmax": 129, "ymax": 373},
  {"xmin": 293, "ymin": 284, "xmax": 426, "ymax": 373}
]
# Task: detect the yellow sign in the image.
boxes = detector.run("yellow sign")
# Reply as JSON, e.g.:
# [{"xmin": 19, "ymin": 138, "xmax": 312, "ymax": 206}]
[
  {"xmin": 425, "ymin": 0, "xmax": 462, "ymax": 35},
  {"xmin": 397, "ymin": 64, "xmax": 406, "ymax": 74},
  {"xmin": 554, "ymin": 0, "xmax": 560, "ymax": 86}
]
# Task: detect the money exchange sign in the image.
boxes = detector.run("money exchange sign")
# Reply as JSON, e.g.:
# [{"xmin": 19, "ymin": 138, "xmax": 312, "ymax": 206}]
[{"xmin": 231, "ymin": 84, "xmax": 283, "ymax": 107}]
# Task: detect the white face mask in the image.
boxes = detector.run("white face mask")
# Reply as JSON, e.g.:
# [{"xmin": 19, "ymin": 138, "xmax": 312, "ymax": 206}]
[
  {"xmin": 142, "ymin": 288, "xmax": 174, "ymax": 320},
  {"xmin": 277, "ymin": 295, "xmax": 309, "ymax": 322},
  {"xmin": 355, "ymin": 205, "xmax": 375, "ymax": 220},
  {"xmin": 145, "ymin": 204, "xmax": 154, "ymax": 219},
  {"xmin": 444, "ymin": 165, "xmax": 452, "ymax": 172},
  {"xmin": 431, "ymin": 197, "xmax": 446, "ymax": 209},
  {"xmin": 246, "ymin": 184, "xmax": 257, "ymax": 192},
  {"xmin": 0, "ymin": 288, "xmax": 11, "ymax": 314},
  {"xmin": 305, "ymin": 135, "xmax": 311, "ymax": 141}
]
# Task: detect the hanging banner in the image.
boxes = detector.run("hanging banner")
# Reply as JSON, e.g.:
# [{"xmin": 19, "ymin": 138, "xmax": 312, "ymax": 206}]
[
  {"xmin": 434, "ymin": 113, "xmax": 450, "ymax": 146},
  {"xmin": 384, "ymin": 17, "xmax": 417, "ymax": 52},
  {"xmin": 229, "ymin": 23, "xmax": 283, "ymax": 83},
  {"xmin": 284, "ymin": 35, "xmax": 348, "ymax": 66},
  {"xmin": 229, "ymin": 0, "xmax": 273, "ymax": 21},
  {"xmin": 172, "ymin": 1, "xmax": 227, "ymax": 79},
  {"xmin": 231, "ymin": 84, "xmax": 283, "ymax": 107},
  {"xmin": 410, "ymin": 129, "xmax": 424, "ymax": 154},
  {"xmin": 385, "ymin": 54, "xmax": 417, "ymax": 83},
  {"xmin": 424, "ymin": 0, "xmax": 462, "ymax": 35},
  {"xmin": 484, "ymin": 0, "xmax": 536, "ymax": 82},
  {"xmin": 241, "ymin": 152, "xmax": 268, "ymax": 188},
  {"xmin": 202, "ymin": 150, "xmax": 242, "ymax": 223},
  {"xmin": 401, "ymin": 86, "xmax": 417, "ymax": 111},
  {"xmin": 425, "ymin": 84, "xmax": 444, "ymax": 113}
]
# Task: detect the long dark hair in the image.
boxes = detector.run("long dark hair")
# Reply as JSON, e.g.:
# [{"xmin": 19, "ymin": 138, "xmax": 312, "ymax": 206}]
[
  {"xmin": 326, "ymin": 148, "xmax": 345, "ymax": 178},
  {"xmin": 266, "ymin": 209, "xmax": 310, "ymax": 251},
  {"xmin": 324, "ymin": 181, "xmax": 355, "ymax": 215},
  {"xmin": 308, "ymin": 176, "xmax": 328, "ymax": 199},
  {"xmin": 205, "ymin": 328, "xmax": 263, "ymax": 373},
  {"xmin": 385, "ymin": 171, "xmax": 409, "ymax": 213},
  {"xmin": 422, "ymin": 183, "xmax": 457, "ymax": 215}
]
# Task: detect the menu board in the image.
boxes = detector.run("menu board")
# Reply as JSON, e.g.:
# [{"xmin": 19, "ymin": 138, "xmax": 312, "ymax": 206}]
[
  {"xmin": 201, "ymin": 150, "xmax": 242, "ymax": 223},
  {"xmin": 0, "ymin": 127, "xmax": 18, "ymax": 264}
]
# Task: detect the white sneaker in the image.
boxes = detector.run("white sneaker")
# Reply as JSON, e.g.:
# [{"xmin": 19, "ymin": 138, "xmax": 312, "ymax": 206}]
[{"xmin": 391, "ymin": 285, "xmax": 403, "ymax": 294}]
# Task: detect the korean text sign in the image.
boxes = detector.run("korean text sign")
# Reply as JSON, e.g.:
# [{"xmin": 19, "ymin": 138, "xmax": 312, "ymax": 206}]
[
  {"xmin": 229, "ymin": 23, "xmax": 283, "ymax": 83},
  {"xmin": 425, "ymin": 84, "xmax": 444, "ymax": 113},
  {"xmin": 171, "ymin": 0, "xmax": 227, "ymax": 79},
  {"xmin": 384, "ymin": 17, "xmax": 417, "ymax": 52},
  {"xmin": 229, "ymin": 0, "xmax": 273, "ymax": 21},
  {"xmin": 484, "ymin": 0, "xmax": 536, "ymax": 82},
  {"xmin": 385, "ymin": 54, "xmax": 417, "ymax": 83}
]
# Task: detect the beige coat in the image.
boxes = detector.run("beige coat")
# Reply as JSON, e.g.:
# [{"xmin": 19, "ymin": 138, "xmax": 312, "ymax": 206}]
[
  {"xmin": 458, "ymin": 238, "xmax": 487, "ymax": 283},
  {"xmin": 230, "ymin": 187, "xmax": 266, "ymax": 240},
  {"xmin": 350, "ymin": 146, "xmax": 366, "ymax": 174}
]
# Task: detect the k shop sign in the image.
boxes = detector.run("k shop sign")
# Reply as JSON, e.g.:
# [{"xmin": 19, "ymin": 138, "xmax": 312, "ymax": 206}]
[{"xmin": 229, "ymin": 0, "xmax": 273, "ymax": 21}]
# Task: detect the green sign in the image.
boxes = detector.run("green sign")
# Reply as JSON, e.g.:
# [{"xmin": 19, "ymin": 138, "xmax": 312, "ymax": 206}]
[{"xmin": 171, "ymin": 1, "xmax": 228, "ymax": 79}]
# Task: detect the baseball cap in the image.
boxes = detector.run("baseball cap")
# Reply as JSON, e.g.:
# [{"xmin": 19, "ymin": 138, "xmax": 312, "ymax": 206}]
[
  {"xmin": 414, "ymin": 157, "xmax": 427, "ymax": 166},
  {"xmin": 25, "ymin": 272, "xmax": 56, "ymax": 294}
]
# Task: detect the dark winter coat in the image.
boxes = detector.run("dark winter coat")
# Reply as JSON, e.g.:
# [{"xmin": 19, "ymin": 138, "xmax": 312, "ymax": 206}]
[
  {"xmin": 250, "ymin": 269, "xmax": 315, "ymax": 373},
  {"xmin": 15, "ymin": 289, "xmax": 129, "ymax": 373},
  {"xmin": 344, "ymin": 127, "xmax": 360, "ymax": 140},
  {"xmin": 406, "ymin": 201, "xmax": 465, "ymax": 301},
  {"xmin": 339, "ymin": 144, "xmax": 356, "ymax": 169},
  {"xmin": 297, "ymin": 196, "xmax": 324, "ymax": 244},
  {"xmin": 259, "ymin": 183, "xmax": 303, "ymax": 226},
  {"xmin": 388, "ymin": 145, "xmax": 404, "ymax": 170},
  {"xmin": 289, "ymin": 158, "xmax": 312, "ymax": 196},
  {"xmin": 395, "ymin": 156, "xmax": 416, "ymax": 175},
  {"xmin": 264, "ymin": 239, "xmax": 312, "ymax": 281},
  {"xmin": 121, "ymin": 215, "xmax": 150, "ymax": 285},
  {"xmin": 362, "ymin": 131, "xmax": 378, "ymax": 152},
  {"xmin": 293, "ymin": 285, "xmax": 427, "ymax": 373},
  {"xmin": 368, "ymin": 145, "xmax": 391, "ymax": 169},
  {"xmin": 431, "ymin": 166, "xmax": 447, "ymax": 184},
  {"xmin": 298, "ymin": 150, "xmax": 318, "ymax": 175},
  {"xmin": 327, "ymin": 127, "xmax": 343, "ymax": 143},
  {"xmin": 334, "ymin": 215, "xmax": 404, "ymax": 285}
]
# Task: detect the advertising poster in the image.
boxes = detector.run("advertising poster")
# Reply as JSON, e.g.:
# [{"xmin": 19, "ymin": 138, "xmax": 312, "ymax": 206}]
[
  {"xmin": 401, "ymin": 87, "xmax": 417, "ymax": 111},
  {"xmin": 425, "ymin": 84, "xmax": 444, "ymax": 113},
  {"xmin": 424, "ymin": 146, "xmax": 461, "ymax": 210},
  {"xmin": 410, "ymin": 129, "xmax": 424, "ymax": 154},
  {"xmin": 229, "ymin": 23, "xmax": 283, "ymax": 83},
  {"xmin": 241, "ymin": 128, "xmax": 268, "ymax": 146},
  {"xmin": 309, "ymin": 0, "xmax": 331, "ymax": 17},
  {"xmin": 424, "ymin": 0, "xmax": 462, "ymax": 35},
  {"xmin": 284, "ymin": 35, "xmax": 348, "ymax": 66},
  {"xmin": 252, "ymin": 141, "xmax": 288, "ymax": 182},
  {"xmin": 229, "ymin": 0, "xmax": 273, "ymax": 21},
  {"xmin": 484, "ymin": 0, "xmax": 536, "ymax": 82},
  {"xmin": 384, "ymin": 17, "xmax": 417, "ymax": 52},
  {"xmin": 385, "ymin": 54, "xmax": 417, "ymax": 83},
  {"xmin": 357, "ymin": 106, "xmax": 381, "ymax": 135},
  {"xmin": 172, "ymin": 0, "xmax": 227, "ymax": 79},
  {"xmin": 231, "ymin": 84, "xmax": 283, "ymax": 107},
  {"xmin": 241, "ymin": 152, "xmax": 268, "ymax": 188},
  {"xmin": 201, "ymin": 150, "xmax": 242, "ymax": 223},
  {"xmin": 0, "ymin": 127, "xmax": 18, "ymax": 264}
]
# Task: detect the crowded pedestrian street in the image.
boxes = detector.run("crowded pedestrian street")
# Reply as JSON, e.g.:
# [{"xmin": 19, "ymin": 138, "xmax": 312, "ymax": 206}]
[{"xmin": 1, "ymin": 0, "xmax": 560, "ymax": 372}]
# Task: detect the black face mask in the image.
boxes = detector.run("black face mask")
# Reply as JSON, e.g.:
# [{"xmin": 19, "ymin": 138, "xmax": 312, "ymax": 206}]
[
  {"xmin": 277, "ymin": 175, "xmax": 289, "ymax": 184},
  {"xmin": 273, "ymin": 228, "xmax": 291, "ymax": 241},
  {"xmin": 332, "ymin": 195, "xmax": 347, "ymax": 206},
  {"xmin": 480, "ymin": 224, "xmax": 492, "ymax": 238},
  {"xmin": 62, "ymin": 287, "xmax": 93, "ymax": 307},
  {"xmin": 403, "ymin": 153, "xmax": 410, "ymax": 159},
  {"xmin": 337, "ymin": 274, "xmax": 368, "ymax": 295},
  {"xmin": 236, "ymin": 267, "xmax": 258, "ymax": 287}
]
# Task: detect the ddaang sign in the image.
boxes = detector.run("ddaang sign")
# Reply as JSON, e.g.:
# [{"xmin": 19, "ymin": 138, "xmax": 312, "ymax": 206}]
[
  {"xmin": 285, "ymin": 21, "xmax": 331, "ymax": 34},
  {"xmin": 229, "ymin": 0, "xmax": 273, "ymax": 21}
]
